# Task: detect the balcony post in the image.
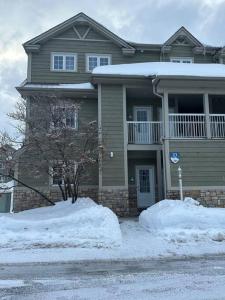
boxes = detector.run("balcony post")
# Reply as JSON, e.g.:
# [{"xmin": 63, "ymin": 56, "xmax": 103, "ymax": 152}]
[
  {"xmin": 163, "ymin": 91, "xmax": 169, "ymax": 138},
  {"xmin": 204, "ymin": 93, "xmax": 211, "ymax": 139}
]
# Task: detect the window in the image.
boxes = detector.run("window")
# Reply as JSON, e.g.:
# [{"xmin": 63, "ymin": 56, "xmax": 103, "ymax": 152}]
[
  {"xmin": 170, "ymin": 57, "xmax": 193, "ymax": 63},
  {"xmin": 86, "ymin": 54, "xmax": 111, "ymax": 72},
  {"xmin": 51, "ymin": 53, "xmax": 77, "ymax": 72},
  {"xmin": 52, "ymin": 106, "xmax": 78, "ymax": 129},
  {"xmin": 51, "ymin": 162, "xmax": 78, "ymax": 186},
  {"xmin": 52, "ymin": 164, "xmax": 63, "ymax": 185}
]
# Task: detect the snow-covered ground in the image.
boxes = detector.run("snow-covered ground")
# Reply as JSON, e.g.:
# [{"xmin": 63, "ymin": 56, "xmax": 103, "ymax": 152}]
[{"xmin": 1, "ymin": 198, "xmax": 225, "ymax": 264}]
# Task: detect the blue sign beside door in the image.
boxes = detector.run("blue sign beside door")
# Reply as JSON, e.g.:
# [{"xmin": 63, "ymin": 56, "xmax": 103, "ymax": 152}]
[{"xmin": 170, "ymin": 152, "xmax": 180, "ymax": 164}]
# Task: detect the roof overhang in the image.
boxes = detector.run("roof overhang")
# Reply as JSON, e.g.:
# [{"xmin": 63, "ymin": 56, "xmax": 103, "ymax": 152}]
[
  {"xmin": 16, "ymin": 83, "xmax": 98, "ymax": 99},
  {"xmin": 23, "ymin": 12, "xmax": 135, "ymax": 54}
]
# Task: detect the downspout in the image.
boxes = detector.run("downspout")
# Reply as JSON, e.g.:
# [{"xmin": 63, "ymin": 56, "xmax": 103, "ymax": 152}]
[{"xmin": 152, "ymin": 77, "xmax": 167, "ymax": 199}]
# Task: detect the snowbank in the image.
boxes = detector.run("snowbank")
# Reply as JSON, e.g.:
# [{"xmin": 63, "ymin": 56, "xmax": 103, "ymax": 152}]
[
  {"xmin": 93, "ymin": 62, "xmax": 225, "ymax": 78},
  {"xmin": 139, "ymin": 198, "xmax": 225, "ymax": 242},
  {"xmin": 0, "ymin": 198, "xmax": 121, "ymax": 248},
  {"xmin": 0, "ymin": 180, "xmax": 14, "ymax": 193}
]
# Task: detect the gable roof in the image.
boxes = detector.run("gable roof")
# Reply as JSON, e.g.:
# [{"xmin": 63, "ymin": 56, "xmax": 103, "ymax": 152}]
[
  {"xmin": 164, "ymin": 26, "xmax": 203, "ymax": 47},
  {"xmin": 23, "ymin": 12, "xmax": 135, "ymax": 52}
]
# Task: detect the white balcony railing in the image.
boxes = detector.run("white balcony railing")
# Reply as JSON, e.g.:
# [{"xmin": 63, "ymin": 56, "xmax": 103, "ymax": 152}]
[
  {"xmin": 127, "ymin": 114, "xmax": 225, "ymax": 144},
  {"xmin": 169, "ymin": 114, "xmax": 206, "ymax": 138},
  {"xmin": 127, "ymin": 121, "xmax": 162, "ymax": 144},
  {"xmin": 210, "ymin": 114, "xmax": 225, "ymax": 138}
]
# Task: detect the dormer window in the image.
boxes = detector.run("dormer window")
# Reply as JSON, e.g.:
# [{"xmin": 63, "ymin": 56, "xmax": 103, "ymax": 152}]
[
  {"xmin": 51, "ymin": 53, "xmax": 77, "ymax": 72},
  {"xmin": 86, "ymin": 54, "xmax": 111, "ymax": 72},
  {"xmin": 170, "ymin": 57, "xmax": 193, "ymax": 63}
]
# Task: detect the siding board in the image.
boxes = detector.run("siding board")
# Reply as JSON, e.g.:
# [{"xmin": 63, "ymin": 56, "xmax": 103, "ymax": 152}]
[
  {"xmin": 169, "ymin": 140, "xmax": 225, "ymax": 187},
  {"xmin": 101, "ymin": 84, "xmax": 126, "ymax": 186}
]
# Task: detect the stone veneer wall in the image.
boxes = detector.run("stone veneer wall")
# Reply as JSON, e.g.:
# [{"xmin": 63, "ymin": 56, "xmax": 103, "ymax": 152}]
[
  {"xmin": 98, "ymin": 188, "xmax": 129, "ymax": 217},
  {"xmin": 128, "ymin": 186, "xmax": 138, "ymax": 216},
  {"xmin": 13, "ymin": 186, "xmax": 98, "ymax": 212},
  {"xmin": 167, "ymin": 190, "xmax": 225, "ymax": 207}
]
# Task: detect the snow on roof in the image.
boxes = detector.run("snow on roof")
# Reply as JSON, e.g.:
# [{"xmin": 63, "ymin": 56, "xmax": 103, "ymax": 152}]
[
  {"xmin": 22, "ymin": 83, "xmax": 95, "ymax": 90},
  {"xmin": 92, "ymin": 62, "xmax": 225, "ymax": 79}
]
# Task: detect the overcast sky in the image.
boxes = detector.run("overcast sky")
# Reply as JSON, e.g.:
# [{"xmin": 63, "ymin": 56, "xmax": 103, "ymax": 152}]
[{"xmin": 1, "ymin": 0, "xmax": 225, "ymax": 134}]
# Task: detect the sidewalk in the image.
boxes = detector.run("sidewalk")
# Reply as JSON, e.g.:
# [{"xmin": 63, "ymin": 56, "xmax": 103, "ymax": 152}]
[{"xmin": 1, "ymin": 219, "xmax": 225, "ymax": 264}]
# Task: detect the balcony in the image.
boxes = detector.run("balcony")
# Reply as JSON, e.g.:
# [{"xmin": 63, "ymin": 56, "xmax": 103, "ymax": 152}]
[
  {"xmin": 127, "ymin": 121, "xmax": 163, "ymax": 144},
  {"xmin": 127, "ymin": 114, "xmax": 225, "ymax": 144}
]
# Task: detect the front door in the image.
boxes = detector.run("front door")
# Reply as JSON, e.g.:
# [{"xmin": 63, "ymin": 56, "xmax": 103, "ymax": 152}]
[
  {"xmin": 136, "ymin": 165, "xmax": 155, "ymax": 208},
  {"xmin": 134, "ymin": 106, "xmax": 152, "ymax": 144}
]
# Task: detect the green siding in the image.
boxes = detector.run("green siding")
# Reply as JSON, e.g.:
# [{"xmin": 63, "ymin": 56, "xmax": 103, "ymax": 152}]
[
  {"xmin": 163, "ymin": 45, "xmax": 214, "ymax": 63},
  {"xmin": 170, "ymin": 141, "xmax": 225, "ymax": 187},
  {"xmin": 18, "ymin": 98, "xmax": 98, "ymax": 187},
  {"xmin": 101, "ymin": 84, "xmax": 125, "ymax": 186},
  {"xmin": 30, "ymin": 29, "xmax": 160, "ymax": 83}
]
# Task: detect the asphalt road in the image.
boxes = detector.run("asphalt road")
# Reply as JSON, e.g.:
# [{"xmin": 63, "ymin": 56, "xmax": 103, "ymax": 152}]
[{"xmin": 1, "ymin": 255, "xmax": 225, "ymax": 299}]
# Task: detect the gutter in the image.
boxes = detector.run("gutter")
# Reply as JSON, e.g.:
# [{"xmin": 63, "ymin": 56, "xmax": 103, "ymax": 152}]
[{"xmin": 152, "ymin": 76, "xmax": 167, "ymax": 200}]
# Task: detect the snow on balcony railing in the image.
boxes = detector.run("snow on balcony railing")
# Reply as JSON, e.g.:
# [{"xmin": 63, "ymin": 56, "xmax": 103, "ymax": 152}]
[
  {"xmin": 210, "ymin": 114, "xmax": 225, "ymax": 138},
  {"xmin": 127, "ymin": 121, "xmax": 162, "ymax": 144},
  {"xmin": 169, "ymin": 114, "xmax": 206, "ymax": 138}
]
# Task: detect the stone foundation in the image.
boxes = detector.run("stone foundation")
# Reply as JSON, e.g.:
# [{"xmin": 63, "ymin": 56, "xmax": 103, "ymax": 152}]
[
  {"xmin": 98, "ymin": 188, "xmax": 129, "ymax": 217},
  {"xmin": 128, "ymin": 185, "xmax": 138, "ymax": 216},
  {"xmin": 13, "ymin": 186, "xmax": 98, "ymax": 212},
  {"xmin": 167, "ymin": 189, "xmax": 225, "ymax": 207}
]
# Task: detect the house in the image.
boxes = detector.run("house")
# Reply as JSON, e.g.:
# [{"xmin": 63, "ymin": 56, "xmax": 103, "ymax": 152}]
[
  {"xmin": 0, "ymin": 145, "xmax": 15, "ymax": 213},
  {"xmin": 15, "ymin": 12, "xmax": 225, "ymax": 216}
]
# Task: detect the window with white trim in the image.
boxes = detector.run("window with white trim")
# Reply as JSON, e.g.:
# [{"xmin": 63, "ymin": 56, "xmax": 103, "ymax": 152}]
[
  {"xmin": 86, "ymin": 54, "xmax": 111, "ymax": 71},
  {"xmin": 52, "ymin": 164, "xmax": 63, "ymax": 185},
  {"xmin": 52, "ymin": 106, "xmax": 78, "ymax": 129},
  {"xmin": 0, "ymin": 175, "xmax": 5, "ymax": 183},
  {"xmin": 51, "ymin": 162, "xmax": 78, "ymax": 186},
  {"xmin": 51, "ymin": 53, "xmax": 77, "ymax": 71},
  {"xmin": 170, "ymin": 57, "xmax": 193, "ymax": 63}
]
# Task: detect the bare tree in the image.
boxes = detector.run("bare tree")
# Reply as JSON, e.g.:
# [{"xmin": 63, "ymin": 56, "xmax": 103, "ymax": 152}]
[{"xmin": 5, "ymin": 94, "xmax": 101, "ymax": 204}]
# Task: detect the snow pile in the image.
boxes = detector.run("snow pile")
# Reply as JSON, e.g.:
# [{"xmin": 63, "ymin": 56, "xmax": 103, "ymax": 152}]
[
  {"xmin": 0, "ymin": 198, "xmax": 121, "ymax": 248},
  {"xmin": 139, "ymin": 198, "xmax": 225, "ymax": 242},
  {"xmin": 93, "ymin": 62, "xmax": 225, "ymax": 78},
  {"xmin": 0, "ymin": 180, "xmax": 14, "ymax": 193}
]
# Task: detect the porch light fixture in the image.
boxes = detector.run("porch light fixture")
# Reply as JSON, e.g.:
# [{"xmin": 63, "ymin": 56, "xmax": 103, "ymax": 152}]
[{"xmin": 110, "ymin": 151, "xmax": 114, "ymax": 158}]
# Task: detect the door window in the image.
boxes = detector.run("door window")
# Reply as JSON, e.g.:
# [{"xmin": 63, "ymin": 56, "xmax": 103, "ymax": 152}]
[{"xmin": 139, "ymin": 169, "xmax": 150, "ymax": 193}]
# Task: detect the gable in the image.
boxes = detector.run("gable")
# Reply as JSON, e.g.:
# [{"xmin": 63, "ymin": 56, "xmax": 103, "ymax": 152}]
[
  {"xmin": 164, "ymin": 27, "xmax": 203, "ymax": 48},
  {"xmin": 23, "ymin": 12, "xmax": 134, "ymax": 53}
]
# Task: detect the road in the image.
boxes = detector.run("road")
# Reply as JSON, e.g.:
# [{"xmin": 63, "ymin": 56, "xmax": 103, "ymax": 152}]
[{"xmin": 1, "ymin": 255, "xmax": 225, "ymax": 299}]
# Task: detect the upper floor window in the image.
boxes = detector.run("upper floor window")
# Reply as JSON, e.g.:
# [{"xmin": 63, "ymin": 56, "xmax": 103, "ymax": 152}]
[
  {"xmin": 52, "ymin": 106, "xmax": 78, "ymax": 130},
  {"xmin": 86, "ymin": 54, "xmax": 111, "ymax": 72},
  {"xmin": 51, "ymin": 53, "xmax": 77, "ymax": 72},
  {"xmin": 170, "ymin": 57, "xmax": 193, "ymax": 63},
  {"xmin": 0, "ymin": 175, "xmax": 4, "ymax": 183}
]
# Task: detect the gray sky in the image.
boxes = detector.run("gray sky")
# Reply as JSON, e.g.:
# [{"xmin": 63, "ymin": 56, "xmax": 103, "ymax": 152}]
[{"xmin": 1, "ymin": 0, "xmax": 225, "ymax": 133}]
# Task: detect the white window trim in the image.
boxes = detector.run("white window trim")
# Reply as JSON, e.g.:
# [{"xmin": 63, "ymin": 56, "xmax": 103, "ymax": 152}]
[
  {"xmin": 51, "ymin": 52, "xmax": 77, "ymax": 72},
  {"xmin": 50, "ymin": 162, "xmax": 78, "ymax": 186},
  {"xmin": 85, "ymin": 53, "xmax": 112, "ymax": 72},
  {"xmin": 0, "ymin": 175, "xmax": 4, "ymax": 183},
  {"xmin": 170, "ymin": 57, "xmax": 194, "ymax": 63},
  {"xmin": 51, "ymin": 105, "xmax": 78, "ymax": 130}
]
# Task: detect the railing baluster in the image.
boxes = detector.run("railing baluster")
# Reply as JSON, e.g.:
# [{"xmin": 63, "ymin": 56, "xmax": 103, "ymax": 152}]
[{"xmin": 127, "ymin": 121, "xmax": 163, "ymax": 144}]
